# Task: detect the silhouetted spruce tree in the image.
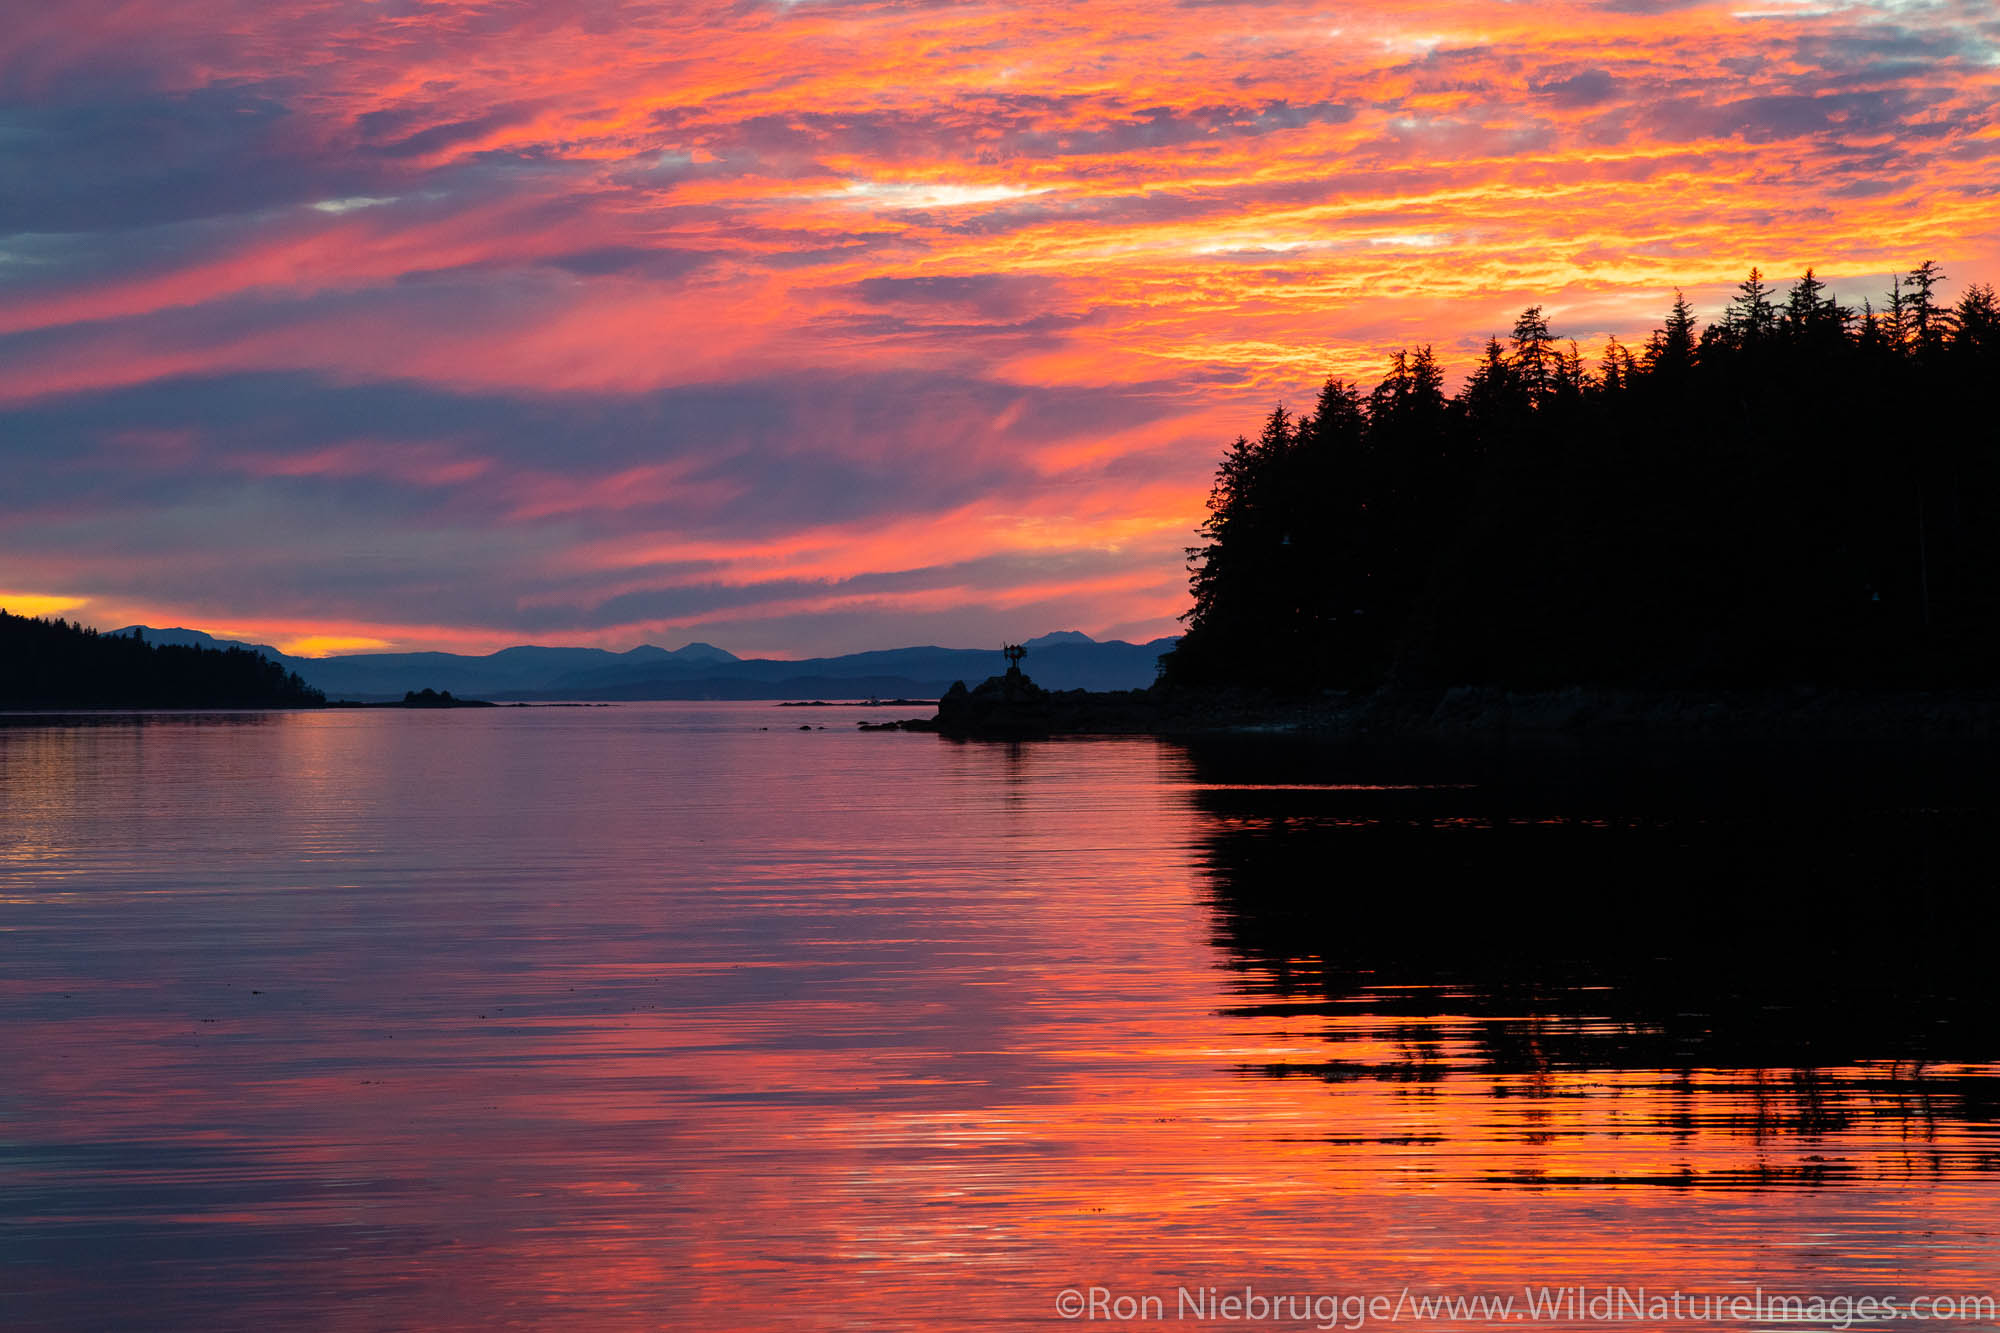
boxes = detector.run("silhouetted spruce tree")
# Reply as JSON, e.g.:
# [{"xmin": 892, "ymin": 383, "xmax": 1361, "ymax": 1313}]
[
  {"xmin": 1781, "ymin": 267, "xmax": 1845, "ymax": 346},
  {"xmin": 1856, "ymin": 297, "xmax": 1887, "ymax": 358},
  {"xmin": 1906, "ymin": 259, "xmax": 1950, "ymax": 358},
  {"xmin": 1509, "ymin": 306, "xmax": 1559, "ymax": 407},
  {"xmin": 1289, "ymin": 379, "xmax": 1375, "ymax": 685},
  {"xmin": 1723, "ymin": 266, "xmax": 1778, "ymax": 350},
  {"xmin": 1885, "ymin": 274, "xmax": 1911, "ymax": 355},
  {"xmin": 1458, "ymin": 337, "xmax": 1521, "ymax": 428},
  {"xmin": 1643, "ymin": 290, "xmax": 1699, "ymax": 380},
  {"xmin": 1174, "ymin": 408, "xmax": 1300, "ymax": 685},
  {"xmin": 1598, "ymin": 336, "xmax": 1635, "ymax": 394},
  {"xmin": 1952, "ymin": 284, "xmax": 1999, "ymax": 357}
]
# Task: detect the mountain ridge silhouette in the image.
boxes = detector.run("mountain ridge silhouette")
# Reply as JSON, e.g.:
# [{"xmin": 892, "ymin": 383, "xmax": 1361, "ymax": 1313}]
[{"xmin": 111, "ymin": 625, "xmax": 1176, "ymax": 701}]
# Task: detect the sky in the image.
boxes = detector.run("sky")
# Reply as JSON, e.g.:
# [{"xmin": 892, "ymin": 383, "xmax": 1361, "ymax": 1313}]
[{"xmin": 3, "ymin": 0, "xmax": 1997, "ymax": 658}]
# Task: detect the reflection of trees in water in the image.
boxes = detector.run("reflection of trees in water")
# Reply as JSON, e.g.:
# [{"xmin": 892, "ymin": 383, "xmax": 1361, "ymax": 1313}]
[{"xmin": 1181, "ymin": 737, "xmax": 2000, "ymax": 1183}]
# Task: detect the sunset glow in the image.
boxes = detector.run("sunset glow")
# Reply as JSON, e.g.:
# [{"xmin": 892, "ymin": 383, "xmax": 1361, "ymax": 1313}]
[
  {"xmin": 0, "ymin": 592, "xmax": 88, "ymax": 619},
  {"xmin": 5, "ymin": 0, "xmax": 1997, "ymax": 654}
]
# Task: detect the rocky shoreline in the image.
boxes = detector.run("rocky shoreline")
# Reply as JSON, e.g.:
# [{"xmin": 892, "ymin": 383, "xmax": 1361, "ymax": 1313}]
[{"xmin": 865, "ymin": 671, "xmax": 2000, "ymax": 741}]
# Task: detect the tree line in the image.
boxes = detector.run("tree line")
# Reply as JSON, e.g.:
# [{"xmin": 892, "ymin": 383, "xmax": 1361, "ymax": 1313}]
[
  {"xmin": 0, "ymin": 611, "xmax": 325, "ymax": 708},
  {"xmin": 1164, "ymin": 262, "xmax": 2000, "ymax": 692}
]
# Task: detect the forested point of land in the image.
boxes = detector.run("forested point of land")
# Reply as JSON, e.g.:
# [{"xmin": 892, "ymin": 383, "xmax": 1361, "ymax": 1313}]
[
  {"xmin": 0, "ymin": 610, "xmax": 325, "ymax": 708},
  {"xmin": 1164, "ymin": 262, "xmax": 2000, "ymax": 693}
]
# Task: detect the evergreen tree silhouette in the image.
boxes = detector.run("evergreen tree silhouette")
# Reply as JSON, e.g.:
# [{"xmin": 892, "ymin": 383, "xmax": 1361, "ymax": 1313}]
[
  {"xmin": 1509, "ymin": 306, "xmax": 1559, "ymax": 407},
  {"xmin": 1724, "ymin": 266, "xmax": 1778, "ymax": 349},
  {"xmin": 1906, "ymin": 260, "xmax": 1950, "ymax": 357},
  {"xmin": 1644, "ymin": 290, "xmax": 1698, "ymax": 377}
]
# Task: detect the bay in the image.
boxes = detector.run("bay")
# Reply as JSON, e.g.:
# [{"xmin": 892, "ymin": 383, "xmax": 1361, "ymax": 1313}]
[{"xmin": 2, "ymin": 704, "xmax": 1996, "ymax": 1330}]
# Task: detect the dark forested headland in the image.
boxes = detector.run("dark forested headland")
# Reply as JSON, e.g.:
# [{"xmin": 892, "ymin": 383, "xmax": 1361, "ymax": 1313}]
[
  {"xmin": 1164, "ymin": 262, "xmax": 1999, "ymax": 696},
  {"xmin": 0, "ymin": 611, "xmax": 325, "ymax": 708},
  {"xmin": 915, "ymin": 262, "xmax": 2000, "ymax": 736}
]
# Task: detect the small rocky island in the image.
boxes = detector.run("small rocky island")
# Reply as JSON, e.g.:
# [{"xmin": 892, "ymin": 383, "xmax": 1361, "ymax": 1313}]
[
  {"xmin": 873, "ymin": 644, "xmax": 1276, "ymax": 736},
  {"xmin": 390, "ymin": 688, "xmax": 495, "ymax": 708},
  {"xmin": 326, "ymin": 688, "xmax": 500, "ymax": 708},
  {"xmin": 926, "ymin": 645, "xmax": 1158, "ymax": 735}
]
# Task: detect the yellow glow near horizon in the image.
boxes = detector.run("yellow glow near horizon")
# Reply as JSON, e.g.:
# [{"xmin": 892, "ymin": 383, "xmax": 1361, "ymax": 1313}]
[
  {"xmin": 275, "ymin": 634, "xmax": 395, "ymax": 658},
  {"xmin": 0, "ymin": 593, "xmax": 89, "ymax": 618}
]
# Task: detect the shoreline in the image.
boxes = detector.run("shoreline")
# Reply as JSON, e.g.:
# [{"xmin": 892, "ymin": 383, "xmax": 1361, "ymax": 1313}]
[
  {"xmin": 0, "ymin": 699, "xmax": 607, "ymax": 713},
  {"xmin": 877, "ymin": 680, "xmax": 2000, "ymax": 741}
]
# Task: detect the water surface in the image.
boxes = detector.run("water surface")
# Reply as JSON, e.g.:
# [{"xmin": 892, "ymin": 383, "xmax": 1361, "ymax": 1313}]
[{"xmin": 3, "ymin": 705, "xmax": 1996, "ymax": 1329}]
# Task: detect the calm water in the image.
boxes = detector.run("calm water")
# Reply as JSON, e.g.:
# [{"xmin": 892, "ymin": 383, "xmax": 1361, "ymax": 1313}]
[{"xmin": 2, "ymin": 704, "xmax": 1997, "ymax": 1330}]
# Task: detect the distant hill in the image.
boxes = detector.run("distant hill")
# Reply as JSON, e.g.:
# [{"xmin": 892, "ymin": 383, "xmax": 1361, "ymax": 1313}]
[
  {"xmin": 113, "ymin": 625, "xmax": 289, "ymax": 662},
  {"xmin": 274, "ymin": 640, "xmax": 747, "ymax": 700},
  {"xmin": 1, "ymin": 612, "xmax": 324, "ymax": 708},
  {"xmin": 240, "ymin": 630, "xmax": 1174, "ymax": 701},
  {"xmin": 503, "ymin": 636, "xmax": 1178, "ymax": 701}
]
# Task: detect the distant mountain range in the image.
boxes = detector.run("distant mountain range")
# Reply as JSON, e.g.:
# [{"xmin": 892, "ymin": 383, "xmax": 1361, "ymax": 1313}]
[{"xmin": 113, "ymin": 627, "xmax": 1177, "ymax": 701}]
